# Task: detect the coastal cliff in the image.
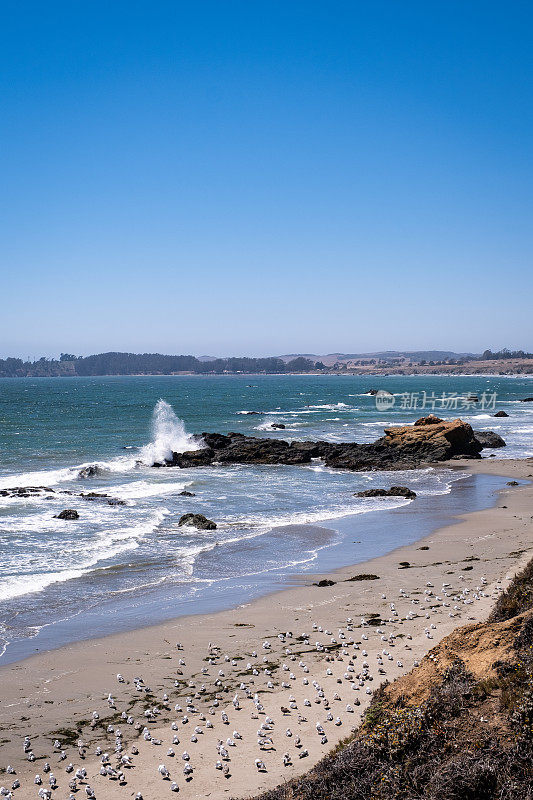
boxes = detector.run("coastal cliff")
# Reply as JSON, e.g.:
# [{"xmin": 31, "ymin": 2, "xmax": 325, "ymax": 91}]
[{"xmin": 251, "ymin": 557, "xmax": 533, "ymax": 800}]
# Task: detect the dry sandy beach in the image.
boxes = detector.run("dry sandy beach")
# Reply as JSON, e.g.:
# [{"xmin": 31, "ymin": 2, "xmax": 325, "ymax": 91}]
[{"xmin": 1, "ymin": 457, "xmax": 532, "ymax": 800}]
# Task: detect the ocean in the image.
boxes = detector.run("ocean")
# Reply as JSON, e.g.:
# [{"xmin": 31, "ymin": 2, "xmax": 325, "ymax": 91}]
[{"xmin": 0, "ymin": 373, "xmax": 532, "ymax": 664}]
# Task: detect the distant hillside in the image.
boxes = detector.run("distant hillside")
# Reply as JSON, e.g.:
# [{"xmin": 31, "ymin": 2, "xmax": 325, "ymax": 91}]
[
  {"xmin": 278, "ymin": 350, "xmax": 478, "ymax": 365},
  {"xmin": 1, "ymin": 349, "xmax": 531, "ymax": 377},
  {"xmin": 0, "ymin": 352, "xmax": 317, "ymax": 377}
]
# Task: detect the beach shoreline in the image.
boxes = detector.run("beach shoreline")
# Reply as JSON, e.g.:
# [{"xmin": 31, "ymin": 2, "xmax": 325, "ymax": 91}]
[
  {"xmin": 0, "ymin": 463, "xmax": 506, "ymax": 667},
  {"xmin": 1, "ymin": 456, "xmax": 532, "ymax": 799}
]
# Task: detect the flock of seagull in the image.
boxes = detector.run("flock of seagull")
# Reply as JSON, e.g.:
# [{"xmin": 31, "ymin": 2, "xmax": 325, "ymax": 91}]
[{"xmin": 1, "ymin": 570, "xmax": 505, "ymax": 799}]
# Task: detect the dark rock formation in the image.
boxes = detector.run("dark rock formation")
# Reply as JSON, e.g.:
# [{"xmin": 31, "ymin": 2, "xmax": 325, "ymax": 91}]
[
  {"xmin": 520, "ymin": 397, "xmax": 533, "ymax": 402},
  {"xmin": 507, "ymin": 480, "xmax": 519, "ymax": 486},
  {"xmin": 271, "ymin": 423, "xmax": 286, "ymax": 429},
  {"xmin": 354, "ymin": 486, "xmax": 417, "ymax": 499},
  {"xmin": 160, "ymin": 418, "xmax": 496, "ymax": 473},
  {"xmin": 167, "ymin": 448, "xmax": 217, "ymax": 468},
  {"xmin": 473, "ymin": 430, "xmax": 506, "ymax": 448},
  {"xmin": 55, "ymin": 509, "xmax": 79, "ymax": 520},
  {"xmin": 494, "ymin": 410, "xmax": 509, "ymax": 417},
  {"xmin": 365, "ymin": 389, "xmax": 378, "ymax": 395},
  {"xmin": 179, "ymin": 490, "xmax": 196, "ymax": 496},
  {"xmin": 178, "ymin": 513, "xmax": 216, "ymax": 530},
  {"xmin": 313, "ymin": 579, "xmax": 336, "ymax": 587}
]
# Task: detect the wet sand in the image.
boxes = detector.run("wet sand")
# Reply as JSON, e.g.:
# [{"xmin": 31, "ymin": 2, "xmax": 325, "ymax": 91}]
[{"xmin": 1, "ymin": 457, "xmax": 532, "ymax": 800}]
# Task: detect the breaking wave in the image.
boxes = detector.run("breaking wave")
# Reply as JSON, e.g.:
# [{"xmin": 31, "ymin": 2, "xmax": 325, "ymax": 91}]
[{"xmin": 139, "ymin": 400, "xmax": 200, "ymax": 465}]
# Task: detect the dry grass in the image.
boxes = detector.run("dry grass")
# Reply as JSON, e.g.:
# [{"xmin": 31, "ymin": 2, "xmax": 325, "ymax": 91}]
[{"xmin": 489, "ymin": 558, "xmax": 533, "ymax": 622}]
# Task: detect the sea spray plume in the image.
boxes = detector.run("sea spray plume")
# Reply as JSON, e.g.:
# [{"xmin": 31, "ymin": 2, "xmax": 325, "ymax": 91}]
[{"xmin": 141, "ymin": 400, "xmax": 200, "ymax": 465}]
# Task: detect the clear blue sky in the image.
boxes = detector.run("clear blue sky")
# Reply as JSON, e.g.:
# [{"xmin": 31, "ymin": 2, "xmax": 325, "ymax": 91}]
[{"xmin": 2, "ymin": 1, "xmax": 532, "ymax": 358}]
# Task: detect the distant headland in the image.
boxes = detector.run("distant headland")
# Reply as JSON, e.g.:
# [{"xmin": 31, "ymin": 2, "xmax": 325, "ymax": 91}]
[{"xmin": 1, "ymin": 348, "xmax": 532, "ymax": 377}]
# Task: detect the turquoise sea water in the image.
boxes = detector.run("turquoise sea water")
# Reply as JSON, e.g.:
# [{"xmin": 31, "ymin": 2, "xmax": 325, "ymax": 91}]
[{"xmin": 0, "ymin": 373, "xmax": 532, "ymax": 663}]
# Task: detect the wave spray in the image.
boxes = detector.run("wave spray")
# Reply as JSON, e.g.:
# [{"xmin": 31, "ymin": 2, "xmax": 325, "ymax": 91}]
[{"xmin": 141, "ymin": 400, "xmax": 199, "ymax": 465}]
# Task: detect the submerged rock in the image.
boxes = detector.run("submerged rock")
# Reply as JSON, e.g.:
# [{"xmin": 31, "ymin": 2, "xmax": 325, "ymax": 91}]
[
  {"xmin": 55, "ymin": 509, "xmax": 79, "ymax": 520},
  {"xmin": 354, "ymin": 486, "xmax": 417, "ymax": 499},
  {"xmin": 271, "ymin": 423, "xmax": 286, "ymax": 429},
  {"xmin": 79, "ymin": 492, "xmax": 126, "ymax": 506},
  {"xmin": 494, "ymin": 410, "xmax": 509, "ymax": 417},
  {"xmin": 178, "ymin": 513, "xmax": 217, "ymax": 530},
  {"xmin": 77, "ymin": 464, "xmax": 109, "ymax": 479},
  {"xmin": 0, "ymin": 486, "xmax": 55, "ymax": 497}
]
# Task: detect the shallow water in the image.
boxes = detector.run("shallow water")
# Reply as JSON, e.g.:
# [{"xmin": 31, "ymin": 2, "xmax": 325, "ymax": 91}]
[{"xmin": 0, "ymin": 373, "xmax": 531, "ymax": 662}]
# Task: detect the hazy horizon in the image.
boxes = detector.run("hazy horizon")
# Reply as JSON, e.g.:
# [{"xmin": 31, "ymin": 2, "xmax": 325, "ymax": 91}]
[{"xmin": 0, "ymin": 346, "xmax": 521, "ymax": 362}]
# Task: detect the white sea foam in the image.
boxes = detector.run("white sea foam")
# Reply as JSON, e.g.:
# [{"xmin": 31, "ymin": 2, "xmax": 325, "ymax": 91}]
[
  {"xmin": 0, "ymin": 454, "xmax": 139, "ymax": 493},
  {"xmin": 224, "ymin": 498, "xmax": 414, "ymax": 532},
  {"xmin": 0, "ymin": 508, "xmax": 167, "ymax": 602},
  {"xmin": 105, "ymin": 479, "xmax": 192, "ymax": 500},
  {"xmin": 307, "ymin": 402, "xmax": 350, "ymax": 410},
  {"xmin": 0, "ymin": 466, "xmax": 76, "ymax": 491},
  {"xmin": 139, "ymin": 400, "xmax": 200, "ymax": 465}
]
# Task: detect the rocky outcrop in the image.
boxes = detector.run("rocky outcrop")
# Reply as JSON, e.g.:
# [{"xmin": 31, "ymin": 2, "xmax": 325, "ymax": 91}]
[
  {"xmin": 178, "ymin": 513, "xmax": 217, "ymax": 530},
  {"xmin": 494, "ymin": 410, "xmax": 509, "ymax": 417},
  {"xmin": 473, "ymin": 430, "xmax": 506, "ymax": 448},
  {"xmin": 354, "ymin": 486, "xmax": 416, "ymax": 499},
  {"xmin": 160, "ymin": 417, "xmax": 497, "ymax": 472},
  {"xmin": 55, "ymin": 509, "xmax": 79, "ymax": 520}
]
